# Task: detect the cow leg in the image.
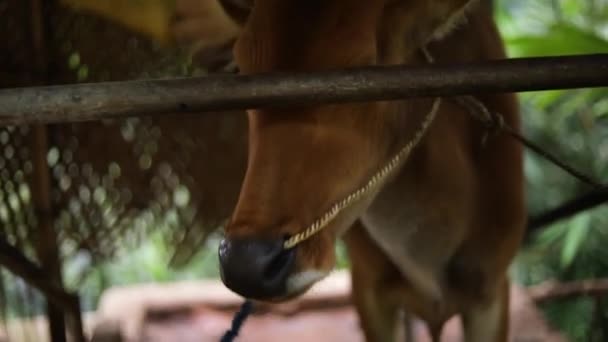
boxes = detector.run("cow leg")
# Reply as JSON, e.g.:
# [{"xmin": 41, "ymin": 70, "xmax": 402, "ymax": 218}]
[
  {"xmin": 351, "ymin": 271, "xmax": 402, "ymax": 342},
  {"xmin": 428, "ymin": 322, "xmax": 445, "ymax": 342},
  {"xmin": 344, "ymin": 221, "xmax": 408, "ymax": 342},
  {"xmin": 402, "ymin": 311, "xmax": 415, "ymax": 342},
  {"xmin": 461, "ymin": 277, "xmax": 510, "ymax": 342}
]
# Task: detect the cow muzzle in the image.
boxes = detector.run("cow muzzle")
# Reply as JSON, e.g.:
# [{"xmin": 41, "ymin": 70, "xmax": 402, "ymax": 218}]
[{"xmin": 218, "ymin": 238, "xmax": 297, "ymax": 300}]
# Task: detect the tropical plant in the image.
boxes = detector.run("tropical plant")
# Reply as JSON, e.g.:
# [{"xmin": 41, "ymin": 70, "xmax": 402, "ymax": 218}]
[{"xmin": 497, "ymin": 0, "xmax": 608, "ymax": 340}]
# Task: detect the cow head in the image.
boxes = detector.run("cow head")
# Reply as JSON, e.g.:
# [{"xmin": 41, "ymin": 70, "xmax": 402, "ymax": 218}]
[{"xmin": 217, "ymin": 0, "xmax": 473, "ymax": 301}]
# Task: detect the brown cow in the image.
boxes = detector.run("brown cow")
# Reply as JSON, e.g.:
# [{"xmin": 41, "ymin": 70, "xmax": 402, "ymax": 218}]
[{"xmin": 208, "ymin": 0, "xmax": 526, "ymax": 341}]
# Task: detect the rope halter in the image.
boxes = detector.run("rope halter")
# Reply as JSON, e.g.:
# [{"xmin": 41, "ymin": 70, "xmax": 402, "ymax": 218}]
[{"xmin": 283, "ymin": 97, "xmax": 441, "ymax": 249}]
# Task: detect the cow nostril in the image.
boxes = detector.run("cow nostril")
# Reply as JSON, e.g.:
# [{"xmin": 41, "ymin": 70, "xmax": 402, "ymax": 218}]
[
  {"xmin": 263, "ymin": 248, "xmax": 295, "ymax": 281},
  {"xmin": 218, "ymin": 238, "xmax": 297, "ymax": 300}
]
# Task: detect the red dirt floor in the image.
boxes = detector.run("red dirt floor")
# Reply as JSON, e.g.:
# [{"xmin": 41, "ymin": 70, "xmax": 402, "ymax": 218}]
[{"xmin": 90, "ymin": 272, "xmax": 568, "ymax": 342}]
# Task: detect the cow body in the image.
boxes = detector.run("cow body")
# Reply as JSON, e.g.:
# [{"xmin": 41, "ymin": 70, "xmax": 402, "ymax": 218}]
[{"xmin": 205, "ymin": 1, "xmax": 526, "ymax": 341}]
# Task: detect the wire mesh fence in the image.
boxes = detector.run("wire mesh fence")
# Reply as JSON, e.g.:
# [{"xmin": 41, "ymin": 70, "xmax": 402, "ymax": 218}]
[{"xmin": 1, "ymin": 1, "xmax": 247, "ymax": 340}]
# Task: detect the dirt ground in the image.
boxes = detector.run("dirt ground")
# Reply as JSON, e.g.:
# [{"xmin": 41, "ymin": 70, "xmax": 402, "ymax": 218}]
[{"xmin": 89, "ymin": 272, "xmax": 568, "ymax": 342}]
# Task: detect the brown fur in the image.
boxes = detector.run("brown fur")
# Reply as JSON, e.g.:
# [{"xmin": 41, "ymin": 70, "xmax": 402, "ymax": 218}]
[{"xmin": 216, "ymin": 0, "xmax": 525, "ymax": 340}]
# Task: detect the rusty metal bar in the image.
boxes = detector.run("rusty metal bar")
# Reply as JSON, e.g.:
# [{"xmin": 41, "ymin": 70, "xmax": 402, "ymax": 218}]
[
  {"xmin": 29, "ymin": 0, "xmax": 71, "ymax": 340},
  {"xmin": 25, "ymin": 0, "xmax": 85, "ymax": 340},
  {"xmin": 0, "ymin": 54, "xmax": 606, "ymax": 126}
]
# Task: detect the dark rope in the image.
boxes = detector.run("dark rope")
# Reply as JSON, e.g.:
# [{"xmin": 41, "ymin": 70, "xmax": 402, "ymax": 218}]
[
  {"xmin": 220, "ymin": 300, "xmax": 254, "ymax": 342},
  {"xmin": 452, "ymin": 95, "xmax": 604, "ymax": 189},
  {"xmin": 503, "ymin": 126, "xmax": 604, "ymax": 188}
]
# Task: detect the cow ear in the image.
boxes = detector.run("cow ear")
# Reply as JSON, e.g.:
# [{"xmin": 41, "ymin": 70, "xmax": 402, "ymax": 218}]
[{"xmin": 218, "ymin": 0, "xmax": 252, "ymax": 26}]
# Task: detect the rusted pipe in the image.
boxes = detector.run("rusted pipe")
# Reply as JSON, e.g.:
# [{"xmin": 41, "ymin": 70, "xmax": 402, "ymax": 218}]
[{"xmin": 0, "ymin": 54, "xmax": 606, "ymax": 126}]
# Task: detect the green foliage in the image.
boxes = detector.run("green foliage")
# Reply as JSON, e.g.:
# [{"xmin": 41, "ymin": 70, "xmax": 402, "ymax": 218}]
[
  {"xmin": 506, "ymin": 23, "xmax": 608, "ymax": 57},
  {"xmin": 63, "ymin": 232, "xmax": 223, "ymax": 312},
  {"xmin": 498, "ymin": 0, "xmax": 608, "ymax": 340}
]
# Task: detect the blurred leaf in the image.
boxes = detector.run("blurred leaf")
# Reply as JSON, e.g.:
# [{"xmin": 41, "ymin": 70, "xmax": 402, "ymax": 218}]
[
  {"xmin": 593, "ymin": 99, "xmax": 608, "ymax": 117},
  {"xmin": 536, "ymin": 220, "xmax": 566, "ymax": 247},
  {"xmin": 68, "ymin": 52, "xmax": 80, "ymax": 69},
  {"xmin": 77, "ymin": 65, "xmax": 89, "ymax": 81},
  {"xmin": 531, "ymin": 90, "xmax": 568, "ymax": 110},
  {"xmin": 560, "ymin": 213, "xmax": 592, "ymax": 268},
  {"xmin": 506, "ymin": 23, "xmax": 608, "ymax": 57}
]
